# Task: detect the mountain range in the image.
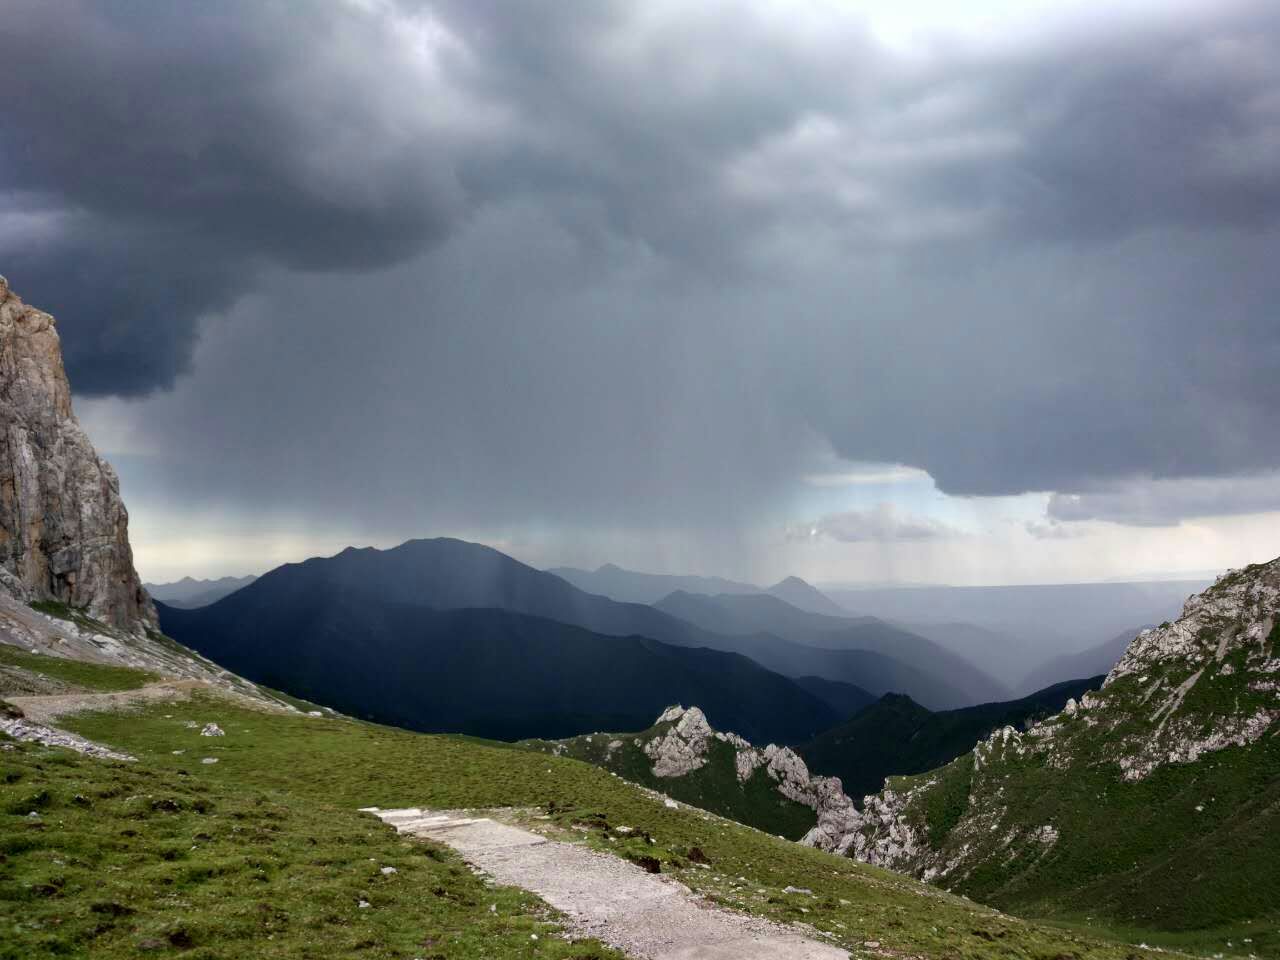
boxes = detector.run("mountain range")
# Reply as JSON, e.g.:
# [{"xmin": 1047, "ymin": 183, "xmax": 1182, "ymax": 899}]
[
  {"xmin": 159, "ymin": 537, "xmax": 1004, "ymax": 722},
  {"xmin": 654, "ymin": 589, "xmax": 1008, "ymax": 707},
  {"xmin": 551, "ymin": 561, "xmax": 1195, "ymax": 696},
  {"xmin": 550, "ymin": 562, "xmax": 850, "ymax": 615},
  {"xmin": 1018, "ymin": 625, "xmax": 1150, "ymax": 693},
  {"xmin": 144, "ymin": 575, "xmax": 257, "ymax": 609},
  {"xmin": 157, "ymin": 540, "xmax": 852, "ymax": 743},
  {"xmin": 546, "ymin": 563, "xmax": 762, "ymax": 604},
  {"xmin": 825, "ymin": 580, "xmax": 1208, "ymax": 664}
]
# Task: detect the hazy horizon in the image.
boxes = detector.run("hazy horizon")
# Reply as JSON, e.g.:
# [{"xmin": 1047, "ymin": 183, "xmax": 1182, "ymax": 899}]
[{"xmin": 136, "ymin": 537, "xmax": 1224, "ymax": 592}]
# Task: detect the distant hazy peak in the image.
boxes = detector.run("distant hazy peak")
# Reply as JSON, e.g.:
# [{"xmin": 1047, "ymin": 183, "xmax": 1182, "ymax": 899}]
[
  {"xmin": 144, "ymin": 574, "xmax": 258, "ymax": 608},
  {"xmin": 766, "ymin": 576, "xmax": 850, "ymax": 617}
]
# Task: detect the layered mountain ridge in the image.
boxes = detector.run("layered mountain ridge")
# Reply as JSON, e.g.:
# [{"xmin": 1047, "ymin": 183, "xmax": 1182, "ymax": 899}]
[
  {"xmin": 144, "ymin": 575, "xmax": 257, "ymax": 609},
  {"xmin": 654, "ymin": 589, "xmax": 1008, "ymax": 708},
  {"xmin": 157, "ymin": 561, "xmax": 845, "ymax": 744}
]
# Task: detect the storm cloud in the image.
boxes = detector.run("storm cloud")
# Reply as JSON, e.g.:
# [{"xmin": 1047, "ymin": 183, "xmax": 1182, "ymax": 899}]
[
  {"xmin": 1048, "ymin": 472, "xmax": 1280, "ymax": 527},
  {"xmin": 4, "ymin": 0, "xmax": 1280, "ymax": 567}
]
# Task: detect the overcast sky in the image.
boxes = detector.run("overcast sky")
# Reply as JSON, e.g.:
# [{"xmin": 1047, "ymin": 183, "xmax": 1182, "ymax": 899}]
[{"xmin": 4, "ymin": 0, "xmax": 1280, "ymax": 584}]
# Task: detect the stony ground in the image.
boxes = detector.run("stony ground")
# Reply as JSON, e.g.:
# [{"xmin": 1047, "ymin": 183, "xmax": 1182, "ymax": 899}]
[{"xmin": 8, "ymin": 679, "xmax": 206, "ymax": 725}]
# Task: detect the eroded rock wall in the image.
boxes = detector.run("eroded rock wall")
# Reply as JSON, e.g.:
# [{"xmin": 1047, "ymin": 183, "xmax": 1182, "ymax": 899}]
[{"xmin": 0, "ymin": 276, "xmax": 156, "ymax": 631}]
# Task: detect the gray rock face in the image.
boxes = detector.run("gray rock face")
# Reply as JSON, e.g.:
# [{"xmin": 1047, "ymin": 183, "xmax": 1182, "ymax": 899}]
[
  {"xmin": 640, "ymin": 705, "xmax": 866, "ymax": 853},
  {"xmin": 1103, "ymin": 560, "xmax": 1280, "ymax": 780},
  {"xmin": 642, "ymin": 705, "xmax": 716, "ymax": 776},
  {"xmin": 0, "ymin": 277, "xmax": 155, "ymax": 631}
]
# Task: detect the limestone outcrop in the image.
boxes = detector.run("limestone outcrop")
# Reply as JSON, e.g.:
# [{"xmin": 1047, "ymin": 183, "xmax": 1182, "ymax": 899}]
[
  {"xmin": 639, "ymin": 705, "xmax": 865, "ymax": 853},
  {"xmin": 0, "ymin": 276, "xmax": 156, "ymax": 631}
]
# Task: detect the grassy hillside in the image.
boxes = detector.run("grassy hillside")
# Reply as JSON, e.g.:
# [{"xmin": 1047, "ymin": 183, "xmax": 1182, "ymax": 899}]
[
  {"xmin": 0, "ymin": 651, "xmax": 1192, "ymax": 960},
  {"xmin": 798, "ymin": 676, "xmax": 1103, "ymax": 801},
  {"xmin": 0, "ymin": 642, "xmax": 157, "ymax": 694},
  {"xmin": 848, "ymin": 562, "xmax": 1280, "ymax": 958},
  {"xmin": 867, "ymin": 710, "xmax": 1280, "ymax": 954}
]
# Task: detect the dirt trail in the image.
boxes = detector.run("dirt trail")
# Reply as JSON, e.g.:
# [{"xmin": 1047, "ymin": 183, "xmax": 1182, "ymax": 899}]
[
  {"xmin": 8, "ymin": 678, "xmax": 206, "ymax": 725},
  {"xmin": 1, "ymin": 678, "xmax": 266, "ymax": 759},
  {"xmin": 366, "ymin": 807, "xmax": 850, "ymax": 960}
]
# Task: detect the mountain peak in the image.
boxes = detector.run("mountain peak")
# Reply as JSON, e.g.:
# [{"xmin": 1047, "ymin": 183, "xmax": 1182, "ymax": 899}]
[
  {"xmin": 0, "ymin": 280, "xmax": 155, "ymax": 631},
  {"xmin": 766, "ymin": 576, "xmax": 848, "ymax": 617}
]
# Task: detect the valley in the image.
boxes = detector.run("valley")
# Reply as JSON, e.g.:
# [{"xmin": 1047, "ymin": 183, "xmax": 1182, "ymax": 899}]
[
  {"xmin": 0, "ymin": 647, "xmax": 1192, "ymax": 960},
  {"xmin": 4, "ymin": 16, "xmax": 1280, "ymax": 950}
]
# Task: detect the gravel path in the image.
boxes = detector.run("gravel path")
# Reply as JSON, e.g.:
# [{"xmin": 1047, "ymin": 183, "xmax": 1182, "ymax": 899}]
[
  {"xmin": 366, "ymin": 807, "xmax": 850, "ymax": 960},
  {"xmin": 7, "ymin": 679, "xmax": 205, "ymax": 725},
  {"xmin": 1, "ymin": 679, "xmax": 214, "ymax": 759}
]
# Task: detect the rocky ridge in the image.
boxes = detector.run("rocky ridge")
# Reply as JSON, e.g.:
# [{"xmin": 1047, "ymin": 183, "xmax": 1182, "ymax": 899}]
[
  {"xmin": 540, "ymin": 704, "xmax": 864, "ymax": 852},
  {"xmin": 841, "ymin": 559, "xmax": 1280, "ymax": 899},
  {"xmin": 0, "ymin": 277, "xmax": 155, "ymax": 631}
]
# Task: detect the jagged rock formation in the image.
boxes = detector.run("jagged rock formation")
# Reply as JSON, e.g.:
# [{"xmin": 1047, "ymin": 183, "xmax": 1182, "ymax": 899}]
[
  {"xmin": 837, "ymin": 561, "xmax": 1280, "ymax": 932},
  {"xmin": 643, "ymin": 705, "xmax": 718, "ymax": 776},
  {"xmin": 0, "ymin": 276, "xmax": 155, "ymax": 631},
  {"xmin": 642, "ymin": 706, "xmax": 864, "ymax": 850},
  {"xmin": 1105, "ymin": 562, "xmax": 1279, "ymax": 779},
  {"xmin": 535, "ymin": 705, "xmax": 864, "ymax": 851}
]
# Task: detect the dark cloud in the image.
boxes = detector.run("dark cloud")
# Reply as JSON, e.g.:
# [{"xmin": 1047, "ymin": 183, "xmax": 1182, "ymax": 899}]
[
  {"xmin": 1047, "ymin": 473, "xmax": 1280, "ymax": 526},
  {"xmin": 0, "ymin": 0, "xmax": 476, "ymax": 392},
  {"xmin": 4, "ymin": 0, "xmax": 1280, "ymax": 522},
  {"xmin": 2, "ymin": 213, "xmax": 238, "ymax": 395}
]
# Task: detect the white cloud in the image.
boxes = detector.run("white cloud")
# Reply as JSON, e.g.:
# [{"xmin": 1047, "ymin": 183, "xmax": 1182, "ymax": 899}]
[
  {"xmin": 788, "ymin": 502, "xmax": 959, "ymax": 542},
  {"xmin": 802, "ymin": 464, "xmax": 931, "ymax": 487}
]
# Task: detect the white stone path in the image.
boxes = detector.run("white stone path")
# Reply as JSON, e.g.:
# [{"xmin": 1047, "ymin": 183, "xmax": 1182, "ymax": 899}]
[{"xmin": 364, "ymin": 807, "xmax": 850, "ymax": 960}]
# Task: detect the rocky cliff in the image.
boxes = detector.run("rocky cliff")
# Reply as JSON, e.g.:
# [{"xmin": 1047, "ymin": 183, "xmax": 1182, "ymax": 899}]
[
  {"xmin": 840, "ymin": 560, "xmax": 1280, "ymax": 933},
  {"xmin": 0, "ymin": 276, "xmax": 155, "ymax": 631}
]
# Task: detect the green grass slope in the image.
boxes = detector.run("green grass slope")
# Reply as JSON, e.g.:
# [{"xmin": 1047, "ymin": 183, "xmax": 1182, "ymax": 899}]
[
  {"xmin": 0, "ymin": 653, "xmax": 1187, "ymax": 960},
  {"xmin": 0, "ymin": 642, "xmax": 157, "ymax": 693},
  {"xmin": 848, "ymin": 561, "xmax": 1280, "ymax": 958},
  {"xmin": 867, "ymin": 712, "xmax": 1280, "ymax": 956}
]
